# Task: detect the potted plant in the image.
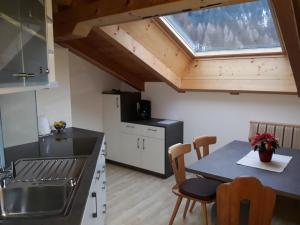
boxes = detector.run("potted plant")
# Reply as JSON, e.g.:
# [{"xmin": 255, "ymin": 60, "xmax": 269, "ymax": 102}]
[{"xmin": 251, "ymin": 133, "xmax": 279, "ymax": 162}]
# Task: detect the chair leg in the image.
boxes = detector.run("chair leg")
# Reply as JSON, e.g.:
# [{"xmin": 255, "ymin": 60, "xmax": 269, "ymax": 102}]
[
  {"xmin": 183, "ymin": 199, "xmax": 190, "ymax": 219},
  {"xmin": 169, "ymin": 196, "xmax": 183, "ymax": 225},
  {"xmin": 201, "ymin": 202, "xmax": 208, "ymax": 225},
  {"xmin": 190, "ymin": 200, "xmax": 196, "ymax": 213}
]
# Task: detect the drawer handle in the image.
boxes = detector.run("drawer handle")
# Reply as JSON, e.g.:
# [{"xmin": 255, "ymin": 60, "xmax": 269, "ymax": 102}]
[
  {"xmin": 92, "ymin": 192, "xmax": 98, "ymax": 218},
  {"xmin": 126, "ymin": 125, "xmax": 135, "ymax": 128},
  {"xmin": 148, "ymin": 128, "xmax": 157, "ymax": 132}
]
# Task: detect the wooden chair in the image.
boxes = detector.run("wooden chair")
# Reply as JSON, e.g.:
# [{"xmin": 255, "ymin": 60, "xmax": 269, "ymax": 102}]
[
  {"xmin": 189, "ymin": 136, "xmax": 218, "ymax": 213},
  {"xmin": 193, "ymin": 136, "xmax": 217, "ymax": 160},
  {"xmin": 216, "ymin": 177, "xmax": 276, "ymax": 225},
  {"xmin": 168, "ymin": 143, "xmax": 220, "ymax": 225}
]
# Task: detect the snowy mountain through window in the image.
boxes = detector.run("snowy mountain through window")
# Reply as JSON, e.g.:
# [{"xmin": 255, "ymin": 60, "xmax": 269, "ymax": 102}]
[{"xmin": 163, "ymin": 0, "xmax": 281, "ymax": 55}]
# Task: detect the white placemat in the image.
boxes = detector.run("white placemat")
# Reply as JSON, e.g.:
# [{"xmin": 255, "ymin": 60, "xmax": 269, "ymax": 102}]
[{"xmin": 236, "ymin": 151, "xmax": 292, "ymax": 173}]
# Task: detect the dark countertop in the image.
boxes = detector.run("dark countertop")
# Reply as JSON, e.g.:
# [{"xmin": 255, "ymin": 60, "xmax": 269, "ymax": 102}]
[
  {"xmin": 126, "ymin": 118, "xmax": 183, "ymax": 128},
  {"xmin": 1, "ymin": 127, "xmax": 104, "ymax": 225}
]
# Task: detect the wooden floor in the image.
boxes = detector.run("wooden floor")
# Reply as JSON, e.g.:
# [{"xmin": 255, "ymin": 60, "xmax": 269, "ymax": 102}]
[{"xmin": 106, "ymin": 163, "xmax": 300, "ymax": 225}]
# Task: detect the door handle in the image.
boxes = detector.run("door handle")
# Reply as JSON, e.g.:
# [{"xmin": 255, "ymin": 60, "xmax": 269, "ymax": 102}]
[
  {"xmin": 142, "ymin": 139, "xmax": 145, "ymax": 150},
  {"xmin": 96, "ymin": 170, "xmax": 101, "ymax": 180},
  {"xmin": 92, "ymin": 192, "xmax": 98, "ymax": 218},
  {"xmin": 12, "ymin": 72, "xmax": 35, "ymax": 78},
  {"xmin": 137, "ymin": 138, "xmax": 140, "ymax": 149},
  {"xmin": 102, "ymin": 204, "xmax": 107, "ymax": 214},
  {"xmin": 116, "ymin": 97, "xmax": 119, "ymax": 108}
]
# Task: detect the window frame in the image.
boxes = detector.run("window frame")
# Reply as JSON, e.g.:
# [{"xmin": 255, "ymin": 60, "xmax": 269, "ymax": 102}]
[{"xmin": 158, "ymin": 6, "xmax": 284, "ymax": 59}]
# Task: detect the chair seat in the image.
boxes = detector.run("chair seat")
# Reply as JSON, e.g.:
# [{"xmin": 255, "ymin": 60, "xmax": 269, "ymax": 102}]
[{"xmin": 179, "ymin": 178, "xmax": 221, "ymax": 201}]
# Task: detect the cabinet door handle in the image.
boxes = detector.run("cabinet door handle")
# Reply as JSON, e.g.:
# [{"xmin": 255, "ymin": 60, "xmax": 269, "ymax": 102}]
[
  {"xmin": 101, "ymin": 150, "xmax": 106, "ymax": 157},
  {"xmin": 142, "ymin": 139, "xmax": 145, "ymax": 150},
  {"xmin": 116, "ymin": 97, "xmax": 119, "ymax": 108},
  {"xmin": 96, "ymin": 170, "xmax": 101, "ymax": 180},
  {"xmin": 92, "ymin": 192, "xmax": 98, "ymax": 218},
  {"xmin": 103, "ymin": 204, "xmax": 107, "ymax": 214},
  {"xmin": 137, "ymin": 138, "xmax": 140, "ymax": 149},
  {"xmin": 102, "ymin": 165, "xmax": 105, "ymax": 173},
  {"xmin": 12, "ymin": 72, "xmax": 35, "ymax": 78}
]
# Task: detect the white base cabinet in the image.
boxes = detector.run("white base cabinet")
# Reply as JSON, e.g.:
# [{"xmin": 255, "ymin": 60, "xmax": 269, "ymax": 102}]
[
  {"xmin": 81, "ymin": 138, "xmax": 106, "ymax": 225},
  {"xmin": 103, "ymin": 93, "xmax": 183, "ymax": 177},
  {"xmin": 120, "ymin": 123, "xmax": 165, "ymax": 174}
]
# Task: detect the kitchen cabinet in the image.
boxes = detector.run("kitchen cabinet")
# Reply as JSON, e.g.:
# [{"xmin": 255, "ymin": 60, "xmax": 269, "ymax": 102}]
[
  {"xmin": 120, "ymin": 132, "xmax": 140, "ymax": 167},
  {"xmin": 141, "ymin": 137, "xmax": 165, "ymax": 174},
  {"xmin": 103, "ymin": 94, "xmax": 121, "ymax": 162},
  {"xmin": 0, "ymin": 0, "xmax": 55, "ymax": 91},
  {"xmin": 103, "ymin": 92, "xmax": 183, "ymax": 178},
  {"xmin": 81, "ymin": 138, "xmax": 106, "ymax": 225},
  {"xmin": 120, "ymin": 123, "xmax": 165, "ymax": 174}
]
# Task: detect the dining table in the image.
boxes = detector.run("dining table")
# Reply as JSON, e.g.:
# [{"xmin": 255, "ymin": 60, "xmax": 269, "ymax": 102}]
[{"xmin": 186, "ymin": 140, "xmax": 300, "ymax": 200}]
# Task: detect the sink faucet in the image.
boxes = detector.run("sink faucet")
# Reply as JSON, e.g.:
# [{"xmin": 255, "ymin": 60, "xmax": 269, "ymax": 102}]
[{"xmin": 0, "ymin": 161, "xmax": 16, "ymax": 188}]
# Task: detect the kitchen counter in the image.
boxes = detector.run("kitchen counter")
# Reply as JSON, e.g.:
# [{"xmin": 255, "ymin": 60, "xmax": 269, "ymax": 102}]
[
  {"xmin": 1, "ymin": 127, "xmax": 104, "ymax": 225},
  {"xmin": 126, "ymin": 118, "xmax": 183, "ymax": 128}
]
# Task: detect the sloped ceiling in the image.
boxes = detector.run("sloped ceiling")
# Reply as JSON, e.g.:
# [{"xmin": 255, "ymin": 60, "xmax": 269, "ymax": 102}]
[{"xmin": 53, "ymin": 0, "xmax": 300, "ymax": 95}]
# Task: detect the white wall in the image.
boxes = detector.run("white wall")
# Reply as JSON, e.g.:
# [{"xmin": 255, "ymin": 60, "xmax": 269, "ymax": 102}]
[
  {"xmin": 36, "ymin": 46, "xmax": 72, "ymax": 128},
  {"xmin": 0, "ymin": 91, "xmax": 38, "ymax": 148},
  {"xmin": 69, "ymin": 52, "xmax": 121, "ymax": 132},
  {"xmin": 142, "ymin": 82, "xmax": 300, "ymax": 164}
]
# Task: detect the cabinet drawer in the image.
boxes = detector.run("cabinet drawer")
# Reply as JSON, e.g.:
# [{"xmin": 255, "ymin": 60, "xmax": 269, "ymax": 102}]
[
  {"xmin": 121, "ymin": 122, "xmax": 142, "ymax": 135},
  {"xmin": 142, "ymin": 126, "xmax": 165, "ymax": 139}
]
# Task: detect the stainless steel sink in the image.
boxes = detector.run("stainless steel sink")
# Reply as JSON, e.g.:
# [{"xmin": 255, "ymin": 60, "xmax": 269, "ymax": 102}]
[
  {"xmin": 0, "ymin": 181, "xmax": 74, "ymax": 218},
  {"xmin": 0, "ymin": 157, "xmax": 86, "ymax": 218}
]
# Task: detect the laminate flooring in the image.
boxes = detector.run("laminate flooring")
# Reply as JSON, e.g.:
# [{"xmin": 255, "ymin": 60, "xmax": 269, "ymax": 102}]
[{"xmin": 106, "ymin": 163, "xmax": 300, "ymax": 225}]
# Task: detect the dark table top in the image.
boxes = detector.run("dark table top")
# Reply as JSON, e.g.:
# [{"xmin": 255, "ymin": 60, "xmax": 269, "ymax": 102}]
[
  {"xmin": 187, "ymin": 140, "xmax": 300, "ymax": 200},
  {"xmin": 1, "ymin": 127, "xmax": 104, "ymax": 225}
]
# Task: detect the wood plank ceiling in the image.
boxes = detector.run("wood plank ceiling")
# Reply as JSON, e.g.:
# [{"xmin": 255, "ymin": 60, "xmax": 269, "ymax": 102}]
[{"xmin": 53, "ymin": 0, "xmax": 300, "ymax": 95}]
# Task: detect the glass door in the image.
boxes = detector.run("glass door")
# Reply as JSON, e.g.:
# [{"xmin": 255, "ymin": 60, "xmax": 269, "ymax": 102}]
[
  {"xmin": 0, "ymin": 0, "xmax": 24, "ymax": 87},
  {"xmin": 20, "ymin": 0, "xmax": 48, "ymax": 86}
]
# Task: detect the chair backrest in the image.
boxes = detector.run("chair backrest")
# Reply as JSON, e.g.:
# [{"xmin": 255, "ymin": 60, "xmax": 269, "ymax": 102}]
[
  {"xmin": 168, "ymin": 143, "xmax": 191, "ymax": 186},
  {"xmin": 193, "ymin": 136, "xmax": 217, "ymax": 160},
  {"xmin": 217, "ymin": 177, "xmax": 276, "ymax": 225},
  {"xmin": 249, "ymin": 121, "xmax": 300, "ymax": 149}
]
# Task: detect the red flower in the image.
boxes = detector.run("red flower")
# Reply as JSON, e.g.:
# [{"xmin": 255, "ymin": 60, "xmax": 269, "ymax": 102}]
[{"xmin": 250, "ymin": 132, "xmax": 279, "ymax": 152}]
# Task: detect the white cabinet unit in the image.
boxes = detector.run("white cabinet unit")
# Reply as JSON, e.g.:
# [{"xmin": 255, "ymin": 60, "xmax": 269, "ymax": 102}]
[
  {"xmin": 120, "ymin": 132, "xmax": 140, "ymax": 167},
  {"xmin": 81, "ymin": 138, "xmax": 106, "ymax": 225},
  {"xmin": 103, "ymin": 94, "xmax": 121, "ymax": 162},
  {"xmin": 141, "ymin": 137, "xmax": 165, "ymax": 174},
  {"xmin": 120, "ymin": 122, "xmax": 165, "ymax": 174},
  {"xmin": 103, "ymin": 92, "xmax": 183, "ymax": 178}
]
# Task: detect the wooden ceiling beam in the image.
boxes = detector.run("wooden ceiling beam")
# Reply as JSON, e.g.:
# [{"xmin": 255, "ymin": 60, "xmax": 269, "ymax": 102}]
[
  {"xmin": 270, "ymin": 0, "xmax": 300, "ymax": 96},
  {"xmin": 57, "ymin": 39, "xmax": 146, "ymax": 91},
  {"xmin": 97, "ymin": 25, "xmax": 182, "ymax": 91},
  {"xmin": 54, "ymin": 0, "xmax": 73, "ymax": 6},
  {"xmin": 54, "ymin": 0, "xmax": 252, "ymax": 41}
]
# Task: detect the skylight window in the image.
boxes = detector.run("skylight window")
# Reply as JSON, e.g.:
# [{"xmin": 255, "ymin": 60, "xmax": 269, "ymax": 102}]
[{"xmin": 162, "ymin": 0, "xmax": 282, "ymax": 56}]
